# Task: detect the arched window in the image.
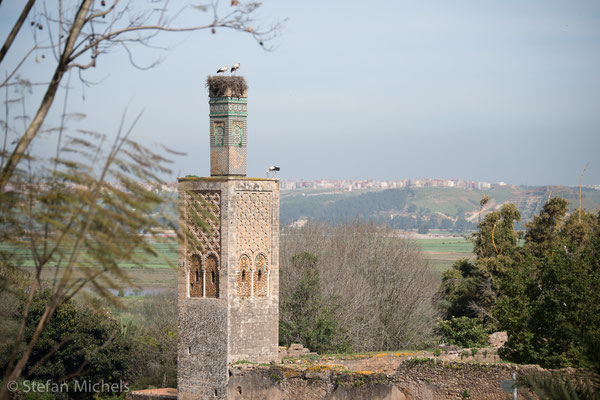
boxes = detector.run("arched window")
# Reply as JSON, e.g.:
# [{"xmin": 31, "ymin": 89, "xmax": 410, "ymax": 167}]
[
  {"xmin": 205, "ymin": 255, "xmax": 219, "ymax": 298},
  {"xmin": 253, "ymin": 254, "xmax": 268, "ymax": 297},
  {"xmin": 237, "ymin": 255, "xmax": 251, "ymax": 297},
  {"xmin": 189, "ymin": 254, "xmax": 203, "ymax": 298}
]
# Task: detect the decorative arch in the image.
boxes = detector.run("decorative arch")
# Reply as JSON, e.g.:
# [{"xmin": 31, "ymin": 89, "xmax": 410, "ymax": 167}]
[
  {"xmin": 214, "ymin": 123, "xmax": 224, "ymax": 146},
  {"xmin": 232, "ymin": 122, "xmax": 243, "ymax": 147},
  {"xmin": 236, "ymin": 254, "xmax": 252, "ymax": 297},
  {"xmin": 189, "ymin": 254, "xmax": 203, "ymax": 298},
  {"xmin": 253, "ymin": 254, "xmax": 268, "ymax": 297},
  {"xmin": 204, "ymin": 254, "xmax": 219, "ymax": 298}
]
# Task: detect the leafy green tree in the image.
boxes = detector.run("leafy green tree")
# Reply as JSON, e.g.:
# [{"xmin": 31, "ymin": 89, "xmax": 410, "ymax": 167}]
[
  {"xmin": 472, "ymin": 203, "xmax": 521, "ymax": 259},
  {"xmin": 441, "ymin": 196, "xmax": 600, "ymax": 369},
  {"xmin": 441, "ymin": 204, "xmax": 520, "ymax": 325},
  {"xmin": 453, "ymin": 216, "xmax": 471, "ymax": 233},
  {"xmin": 496, "ymin": 210, "xmax": 600, "ymax": 368},
  {"xmin": 521, "ymin": 198, "xmax": 569, "ymax": 258},
  {"xmin": 279, "ymin": 252, "xmax": 349, "ymax": 354},
  {"xmin": 440, "ymin": 259, "xmax": 483, "ymax": 319},
  {"xmin": 8, "ymin": 290, "xmax": 133, "ymax": 397}
]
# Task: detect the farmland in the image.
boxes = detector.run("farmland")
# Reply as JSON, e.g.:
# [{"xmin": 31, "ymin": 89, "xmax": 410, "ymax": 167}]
[
  {"xmin": 415, "ymin": 236, "xmax": 474, "ymax": 276},
  {"xmin": 13, "ymin": 236, "xmax": 472, "ymax": 291}
]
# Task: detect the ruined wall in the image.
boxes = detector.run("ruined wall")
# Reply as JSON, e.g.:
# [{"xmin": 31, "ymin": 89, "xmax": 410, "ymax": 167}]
[{"xmin": 227, "ymin": 360, "xmax": 532, "ymax": 400}]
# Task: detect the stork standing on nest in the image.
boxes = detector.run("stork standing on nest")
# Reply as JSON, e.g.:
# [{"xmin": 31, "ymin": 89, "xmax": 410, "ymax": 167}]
[
  {"xmin": 231, "ymin": 62, "xmax": 240, "ymax": 75},
  {"xmin": 216, "ymin": 65, "xmax": 228, "ymax": 74}
]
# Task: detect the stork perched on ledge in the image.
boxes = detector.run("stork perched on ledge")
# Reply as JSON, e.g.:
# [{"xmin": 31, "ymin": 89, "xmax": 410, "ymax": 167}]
[
  {"xmin": 231, "ymin": 62, "xmax": 240, "ymax": 74},
  {"xmin": 216, "ymin": 65, "xmax": 228, "ymax": 74}
]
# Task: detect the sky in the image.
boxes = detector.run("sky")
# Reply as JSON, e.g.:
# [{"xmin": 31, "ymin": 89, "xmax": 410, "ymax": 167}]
[{"xmin": 1, "ymin": 0, "xmax": 599, "ymax": 186}]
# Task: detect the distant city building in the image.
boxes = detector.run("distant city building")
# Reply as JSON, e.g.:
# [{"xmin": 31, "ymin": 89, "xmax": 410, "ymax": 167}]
[{"xmin": 276, "ymin": 178, "xmax": 512, "ymax": 191}]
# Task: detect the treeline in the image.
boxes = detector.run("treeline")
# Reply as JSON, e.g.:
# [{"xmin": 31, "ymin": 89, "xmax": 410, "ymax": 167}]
[
  {"xmin": 281, "ymin": 188, "xmax": 412, "ymax": 225},
  {"xmin": 388, "ymin": 214, "xmax": 475, "ymax": 232},
  {"xmin": 280, "ymin": 188, "xmax": 477, "ymax": 232}
]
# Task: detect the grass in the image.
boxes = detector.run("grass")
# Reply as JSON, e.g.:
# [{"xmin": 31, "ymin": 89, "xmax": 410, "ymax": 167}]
[
  {"xmin": 416, "ymin": 237, "xmax": 474, "ymax": 276},
  {"xmin": 315, "ymin": 350, "xmax": 420, "ymax": 360},
  {"xmin": 415, "ymin": 238, "xmax": 473, "ymax": 253}
]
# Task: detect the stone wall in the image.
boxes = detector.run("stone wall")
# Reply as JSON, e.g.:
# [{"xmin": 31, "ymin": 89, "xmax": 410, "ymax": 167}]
[
  {"xmin": 178, "ymin": 299, "xmax": 228, "ymax": 399},
  {"xmin": 226, "ymin": 360, "xmax": 533, "ymax": 400},
  {"xmin": 177, "ymin": 177, "xmax": 279, "ymax": 399}
]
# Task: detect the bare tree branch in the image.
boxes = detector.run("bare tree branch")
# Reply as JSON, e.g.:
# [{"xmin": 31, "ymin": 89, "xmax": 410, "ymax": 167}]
[
  {"xmin": 0, "ymin": 0, "xmax": 37, "ymax": 65},
  {"xmin": 0, "ymin": 0, "xmax": 94, "ymax": 191}
]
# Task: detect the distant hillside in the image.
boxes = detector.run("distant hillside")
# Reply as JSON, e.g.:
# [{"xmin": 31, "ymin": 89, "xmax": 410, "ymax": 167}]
[{"xmin": 280, "ymin": 185, "xmax": 600, "ymax": 231}]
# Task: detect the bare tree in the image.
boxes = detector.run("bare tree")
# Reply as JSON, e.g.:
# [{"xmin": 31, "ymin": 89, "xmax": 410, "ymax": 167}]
[
  {"xmin": 0, "ymin": 0, "xmax": 283, "ymax": 190},
  {"xmin": 281, "ymin": 221, "xmax": 440, "ymax": 352},
  {"xmin": 0, "ymin": 2, "xmax": 282, "ymax": 397}
]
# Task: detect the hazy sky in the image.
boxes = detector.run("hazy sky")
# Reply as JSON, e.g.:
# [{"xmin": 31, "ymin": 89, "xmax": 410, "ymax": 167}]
[{"xmin": 1, "ymin": 1, "xmax": 599, "ymax": 186}]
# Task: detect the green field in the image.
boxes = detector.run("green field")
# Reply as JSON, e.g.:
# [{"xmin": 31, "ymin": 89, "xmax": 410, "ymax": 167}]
[
  {"xmin": 415, "ymin": 237, "xmax": 473, "ymax": 253},
  {"xmin": 11, "ymin": 237, "xmax": 472, "ymax": 292},
  {"xmin": 415, "ymin": 237, "xmax": 474, "ymax": 276},
  {"xmin": 0, "ymin": 239, "xmax": 178, "ymax": 269}
]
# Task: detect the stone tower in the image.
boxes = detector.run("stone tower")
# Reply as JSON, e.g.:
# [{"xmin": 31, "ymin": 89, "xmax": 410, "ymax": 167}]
[{"xmin": 177, "ymin": 76, "xmax": 279, "ymax": 400}]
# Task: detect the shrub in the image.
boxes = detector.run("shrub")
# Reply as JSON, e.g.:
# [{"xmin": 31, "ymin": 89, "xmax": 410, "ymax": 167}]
[
  {"xmin": 16, "ymin": 290, "xmax": 134, "ymax": 397},
  {"xmin": 438, "ymin": 317, "xmax": 488, "ymax": 348}
]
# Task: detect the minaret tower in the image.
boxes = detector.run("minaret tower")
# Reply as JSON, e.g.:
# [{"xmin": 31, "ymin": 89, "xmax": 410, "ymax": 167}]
[
  {"xmin": 208, "ymin": 78, "xmax": 248, "ymax": 176},
  {"xmin": 177, "ymin": 76, "xmax": 280, "ymax": 400}
]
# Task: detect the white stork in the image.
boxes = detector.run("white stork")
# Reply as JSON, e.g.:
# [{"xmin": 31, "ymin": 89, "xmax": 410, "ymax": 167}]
[
  {"xmin": 266, "ymin": 166, "xmax": 280, "ymax": 178},
  {"xmin": 216, "ymin": 65, "xmax": 228, "ymax": 74},
  {"xmin": 231, "ymin": 62, "xmax": 240, "ymax": 74}
]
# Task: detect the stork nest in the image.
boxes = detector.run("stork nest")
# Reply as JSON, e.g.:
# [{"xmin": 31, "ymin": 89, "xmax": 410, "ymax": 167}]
[{"xmin": 206, "ymin": 76, "xmax": 248, "ymax": 98}]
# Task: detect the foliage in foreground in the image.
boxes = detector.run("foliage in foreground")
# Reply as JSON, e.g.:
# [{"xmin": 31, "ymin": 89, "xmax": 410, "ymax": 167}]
[
  {"xmin": 0, "ymin": 289, "xmax": 178, "ymax": 398},
  {"xmin": 441, "ymin": 197, "xmax": 600, "ymax": 369},
  {"xmin": 520, "ymin": 371, "xmax": 600, "ymax": 400}
]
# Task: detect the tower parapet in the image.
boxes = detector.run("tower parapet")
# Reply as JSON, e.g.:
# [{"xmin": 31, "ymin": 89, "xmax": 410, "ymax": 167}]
[{"xmin": 207, "ymin": 76, "xmax": 248, "ymax": 176}]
